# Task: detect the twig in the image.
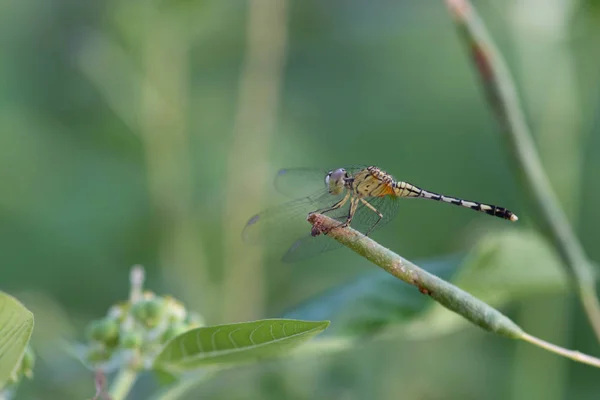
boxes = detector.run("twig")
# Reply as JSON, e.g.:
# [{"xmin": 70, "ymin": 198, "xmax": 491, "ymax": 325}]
[
  {"xmin": 309, "ymin": 213, "xmax": 523, "ymax": 338},
  {"xmin": 93, "ymin": 370, "xmax": 112, "ymax": 400},
  {"xmin": 308, "ymin": 213, "xmax": 600, "ymax": 368},
  {"xmin": 444, "ymin": 0, "xmax": 600, "ymax": 342},
  {"xmin": 521, "ymin": 333, "xmax": 600, "ymax": 369}
]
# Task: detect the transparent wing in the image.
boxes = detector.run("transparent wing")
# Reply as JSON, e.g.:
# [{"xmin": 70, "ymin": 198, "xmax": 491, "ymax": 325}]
[
  {"xmin": 273, "ymin": 168, "xmax": 329, "ymax": 199},
  {"xmin": 245, "ymin": 193, "xmax": 401, "ymax": 263},
  {"xmin": 273, "ymin": 165, "xmax": 369, "ymax": 199},
  {"xmin": 281, "ymin": 234, "xmax": 343, "ymax": 263},
  {"xmin": 281, "ymin": 195, "xmax": 400, "ymax": 262},
  {"xmin": 242, "ymin": 189, "xmax": 344, "ymax": 246},
  {"xmin": 352, "ymin": 195, "xmax": 401, "ymax": 234}
]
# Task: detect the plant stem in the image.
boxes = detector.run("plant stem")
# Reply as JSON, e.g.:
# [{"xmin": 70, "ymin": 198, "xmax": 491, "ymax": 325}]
[
  {"xmin": 308, "ymin": 213, "xmax": 600, "ymax": 369},
  {"xmin": 508, "ymin": 2, "xmax": 580, "ymax": 398},
  {"xmin": 139, "ymin": 4, "xmax": 210, "ymax": 311},
  {"xmin": 221, "ymin": 0, "xmax": 289, "ymax": 322},
  {"xmin": 308, "ymin": 214, "xmax": 523, "ymax": 339},
  {"xmin": 152, "ymin": 377, "xmax": 201, "ymax": 400},
  {"xmin": 520, "ymin": 333, "xmax": 600, "ymax": 368},
  {"xmin": 109, "ymin": 368, "xmax": 138, "ymax": 400},
  {"xmin": 151, "ymin": 370, "xmax": 216, "ymax": 400},
  {"xmin": 444, "ymin": 0, "xmax": 600, "ymax": 342}
]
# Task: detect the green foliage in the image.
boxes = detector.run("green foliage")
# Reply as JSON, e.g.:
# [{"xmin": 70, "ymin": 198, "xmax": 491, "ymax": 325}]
[
  {"xmin": 0, "ymin": 292, "xmax": 34, "ymax": 388},
  {"xmin": 81, "ymin": 290, "xmax": 204, "ymax": 372},
  {"xmin": 154, "ymin": 319, "xmax": 330, "ymax": 373},
  {"xmin": 73, "ymin": 267, "xmax": 330, "ymax": 399},
  {"xmin": 284, "ymin": 257, "xmax": 460, "ymax": 335},
  {"xmin": 2, "ymin": 0, "xmax": 600, "ymax": 397}
]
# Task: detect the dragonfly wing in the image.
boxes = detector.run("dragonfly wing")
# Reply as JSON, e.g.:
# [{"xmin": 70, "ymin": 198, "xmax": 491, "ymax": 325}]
[
  {"xmin": 242, "ymin": 189, "xmax": 344, "ymax": 247},
  {"xmin": 274, "ymin": 168, "xmax": 329, "ymax": 199},
  {"xmin": 243, "ymin": 197, "xmax": 319, "ymax": 246},
  {"xmin": 350, "ymin": 195, "xmax": 400, "ymax": 236},
  {"xmin": 282, "ymin": 195, "xmax": 398, "ymax": 263},
  {"xmin": 281, "ymin": 234, "xmax": 343, "ymax": 263},
  {"xmin": 273, "ymin": 165, "xmax": 369, "ymax": 199},
  {"xmin": 245, "ymin": 166, "xmax": 398, "ymax": 262},
  {"xmin": 285, "ymin": 196, "xmax": 402, "ymax": 262}
]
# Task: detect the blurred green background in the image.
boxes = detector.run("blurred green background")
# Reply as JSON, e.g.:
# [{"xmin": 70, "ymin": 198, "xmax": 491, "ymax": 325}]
[{"xmin": 2, "ymin": 0, "xmax": 600, "ymax": 398}]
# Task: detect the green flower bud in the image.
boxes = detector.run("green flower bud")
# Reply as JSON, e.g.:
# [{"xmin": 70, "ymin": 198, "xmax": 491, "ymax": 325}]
[
  {"xmin": 86, "ymin": 318, "xmax": 120, "ymax": 345},
  {"xmin": 132, "ymin": 298, "xmax": 167, "ymax": 328},
  {"xmin": 121, "ymin": 332, "xmax": 143, "ymax": 349},
  {"xmin": 144, "ymin": 298, "xmax": 167, "ymax": 327},
  {"xmin": 131, "ymin": 300, "xmax": 149, "ymax": 322}
]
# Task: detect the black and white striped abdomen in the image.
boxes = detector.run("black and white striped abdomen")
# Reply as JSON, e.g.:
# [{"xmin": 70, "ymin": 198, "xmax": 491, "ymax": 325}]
[{"xmin": 393, "ymin": 181, "xmax": 518, "ymax": 222}]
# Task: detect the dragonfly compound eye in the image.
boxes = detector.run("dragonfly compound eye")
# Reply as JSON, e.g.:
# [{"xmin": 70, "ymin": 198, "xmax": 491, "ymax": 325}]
[{"xmin": 327, "ymin": 168, "xmax": 346, "ymax": 195}]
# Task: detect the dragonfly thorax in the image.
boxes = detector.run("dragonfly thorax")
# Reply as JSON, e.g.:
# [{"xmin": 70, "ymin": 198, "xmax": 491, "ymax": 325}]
[{"xmin": 325, "ymin": 168, "xmax": 350, "ymax": 195}]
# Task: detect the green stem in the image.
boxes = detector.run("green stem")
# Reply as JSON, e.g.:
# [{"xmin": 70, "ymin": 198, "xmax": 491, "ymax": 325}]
[
  {"xmin": 109, "ymin": 368, "xmax": 138, "ymax": 400},
  {"xmin": 221, "ymin": 0, "xmax": 289, "ymax": 323},
  {"xmin": 151, "ymin": 370, "xmax": 217, "ymax": 400},
  {"xmin": 152, "ymin": 378, "xmax": 200, "ymax": 400},
  {"xmin": 308, "ymin": 214, "xmax": 523, "ymax": 339},
  {"xmin": 520, "ymin": 333, "xmax": 600, "ymax": 368},
  {"xmin": 308, "ymin": 213, "xmax": 600, "ymax": 368},
  {"xmin": 444, "ymin": 0, "xmax": 600, "ymax": 343}
]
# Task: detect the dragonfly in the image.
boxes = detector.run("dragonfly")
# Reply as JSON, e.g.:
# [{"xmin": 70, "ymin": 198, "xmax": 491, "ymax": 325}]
[{"xmin": 243, "ymin": 165, "xmax": 518, "ymax": 262}]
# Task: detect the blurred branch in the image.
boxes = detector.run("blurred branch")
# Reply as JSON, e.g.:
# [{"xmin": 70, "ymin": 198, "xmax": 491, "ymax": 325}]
[
  {"xmin": 138, "ymin": 7, "xmax": 210, "ymax": 307},
  {"xmin": 77, "ymin": 31, "xmax": 146, "ymax": 134},
  {"xmin": 221, "ymin": 0, "xmax": 289, "ymax": 322},
  {"xmin": 507, "ymin": 2, "xmax": 581, "ymax": 399},
  {"xmin": 77, "ymin": 16, "xmax": 211, "ymax": 308},
  {"xmin": 444, "ymin": 0, "xmax": 600, "ymax": 343},
  {"xmin": 307, "ymin": 213, "xmax": 600, "ymax": 368},
  {"xmin": 108, "ymin": 368, "xmax": 137, "ymax": 400},
  {"xmin": 93, "ymin": 370, "xmax": 112, "ymax": 400}
]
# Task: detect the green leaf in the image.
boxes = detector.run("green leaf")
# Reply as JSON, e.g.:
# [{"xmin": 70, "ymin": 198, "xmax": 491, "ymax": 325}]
[
  {"xmin": 0, "ymin": 292, "xmax": 34, "ymax": 388},
  {"xmin": 284, "ymin": 256, "xmax": 462, "ymax": 336},
  {"xmin": 154, "ymin": 319, "xmax": 329, "ymax": 373},
  {"xmin": 407, "ymin": 229, "xmax": 566, "ymax": 337},
  {"xmin": 285, "ymin": 229, "xmax": 565, "ymax": 339},
  {"xmin": 153, "ymin": 368, "xmax": 179, "ymax": 386}
]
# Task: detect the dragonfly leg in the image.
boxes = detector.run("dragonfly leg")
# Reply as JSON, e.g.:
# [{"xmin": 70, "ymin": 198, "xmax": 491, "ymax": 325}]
[
  {"xmin": 338, "ymin": 197, "xmax": 360, "ymax": 228},
  {"xmin": 318, "ymin": 196, "xmax": 360, "ymax": 234},
  {"xmin": 309, "ymin": 193, "xmax": 360, "ymax": 234},
  {"xmin": 311, "ymin": 192, "xmax": 350, "ymax": 216},
  {"xmin": 360, "ymin": 198, "xmax": 383, "ymax": 236}
]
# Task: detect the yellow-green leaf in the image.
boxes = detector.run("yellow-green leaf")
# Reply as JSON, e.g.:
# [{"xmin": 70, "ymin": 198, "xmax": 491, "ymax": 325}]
[
  {"xmin": 154, "ymin": 319, "xmax": 329, "ymax": 373},
  {"xmin": 0, "ymin": 292, "xmax": 34, "ymax": 388}
]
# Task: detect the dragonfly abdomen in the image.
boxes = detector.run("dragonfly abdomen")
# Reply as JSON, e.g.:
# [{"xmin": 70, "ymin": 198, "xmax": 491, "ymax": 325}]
[{"xmin": 394, "ymin": 182, "xmax": 518, "ymax": 221}]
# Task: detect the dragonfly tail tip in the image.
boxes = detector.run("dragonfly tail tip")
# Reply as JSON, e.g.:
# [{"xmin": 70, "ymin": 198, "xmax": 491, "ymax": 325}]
[{"xmin": 510, "ymin": 214, "xmax": 519, "ymax": 222}]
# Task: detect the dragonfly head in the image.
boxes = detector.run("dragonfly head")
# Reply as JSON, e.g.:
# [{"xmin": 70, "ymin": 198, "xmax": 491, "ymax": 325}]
[{"xmin": 325, "ymin": 168, "xmax": 348, "ymax": 195}]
